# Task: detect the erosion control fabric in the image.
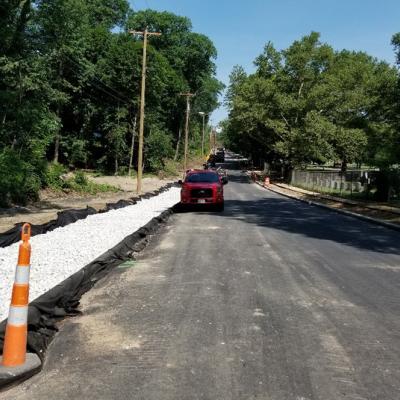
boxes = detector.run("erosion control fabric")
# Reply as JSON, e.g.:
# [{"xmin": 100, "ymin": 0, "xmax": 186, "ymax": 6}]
[
  {"xmin": 0, "ymin": 186, "xmax": 180, "ymax": 323},
  {"xmin": 0, "ymin": 207, "xmax": 174, "ymax": 388},
  {"xmin": 6, "ymin": 207, "xmax": 171, "ymax": 346},
  {"xmin": 0, "ymin": 207, "xmax": 97, "ymax": 248},
  {"xmin": 0, "ymin": 183, "xmax": 177, "ymax": 389}
]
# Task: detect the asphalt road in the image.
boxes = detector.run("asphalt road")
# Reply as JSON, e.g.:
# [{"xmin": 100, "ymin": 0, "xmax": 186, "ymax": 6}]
[{"xmin": 3, "ymin": 167, "xmax": 400, "ymax": 400}]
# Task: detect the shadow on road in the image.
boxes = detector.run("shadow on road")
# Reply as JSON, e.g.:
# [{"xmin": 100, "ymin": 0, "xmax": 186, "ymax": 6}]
[
  {"xmin": 176, "ymin": 160, "xmax": 400, "ymax": 255},
  {"xmin": 219, "ymin": 195, "xmax": 400, "ymax": 256},
  {"xmin": 223, "ymin": 173, "xmax": 251, "ymax": 184}
]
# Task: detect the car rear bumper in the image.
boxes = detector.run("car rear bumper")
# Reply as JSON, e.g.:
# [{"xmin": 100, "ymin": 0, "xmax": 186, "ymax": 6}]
[{"xmin": 181, "ymin": 197, "xmax": 223, "ymax": 205}]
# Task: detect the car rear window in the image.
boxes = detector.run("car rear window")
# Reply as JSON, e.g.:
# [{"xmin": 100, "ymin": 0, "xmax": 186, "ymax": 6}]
[{"xmin": 185, "ymin": 172, "xmax": 220, "ymax": 183}]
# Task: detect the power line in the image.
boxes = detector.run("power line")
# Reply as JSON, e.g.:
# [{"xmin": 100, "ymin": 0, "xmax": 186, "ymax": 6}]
[
  {"xmin": 66, "ymin": 59, "xmax": 130, "ymax": 104},
  {"xmin": 62, "ymin": 58, "xmax": 129, "ymax": 105},
  {"xmin": 64, "ymin": 54, "xmax": 133, "ymax": 104},
  {"xmin": 68, "ymin": 56, "xmax": 132, "ymax": 103}
]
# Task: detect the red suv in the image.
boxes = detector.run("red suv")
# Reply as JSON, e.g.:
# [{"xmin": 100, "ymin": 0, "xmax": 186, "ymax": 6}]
[{"xmin": 180, "ymin": 170, "xmax": 227, "ymax": 211}]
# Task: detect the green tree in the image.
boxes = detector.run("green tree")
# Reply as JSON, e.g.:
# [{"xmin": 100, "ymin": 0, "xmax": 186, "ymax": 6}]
[
  {"xmin": 225, "ymin": 32, "xmax": 398, "ymax": 173},
  {"xmin": 0, "ymin": 4, "xmax": 222, "ymax": 204}
]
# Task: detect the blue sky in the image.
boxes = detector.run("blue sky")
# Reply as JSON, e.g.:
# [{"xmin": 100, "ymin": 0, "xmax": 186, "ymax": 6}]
[{"xmin": 129, "ymin": 0, "xmax": 400, "ymax": 124}]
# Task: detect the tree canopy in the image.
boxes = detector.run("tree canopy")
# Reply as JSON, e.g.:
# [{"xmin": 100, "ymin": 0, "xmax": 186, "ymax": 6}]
[
  {"xmin": 0, "ymin": 2, "xmax": 223, "ymax": 204},
  {"xmin": 223, "ymin": 32, "xmax": 399, "ymax": 173}
]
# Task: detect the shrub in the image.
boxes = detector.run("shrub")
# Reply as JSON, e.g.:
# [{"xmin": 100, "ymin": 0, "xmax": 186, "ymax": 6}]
[
  {"xmin": 117, "ymin": 166, "xmax": 129, "ymax": 176},
  {"xmin": 146, "ymin": 128, "xmax": 174, "ymax": 172},
  {"xmin": 0, "ymin": 149, "xmax": 41, "ymax": 206},
  {"xmin": 74, "ymin": 170, "xmax": 88, "ymax": 186},
  {"xmin": 162, "ymin": 159, "xmax": 180, "ymax": 177},
  {"xmin": 45, "ymin": 162, "xmax": 67, "ymax": 190}
]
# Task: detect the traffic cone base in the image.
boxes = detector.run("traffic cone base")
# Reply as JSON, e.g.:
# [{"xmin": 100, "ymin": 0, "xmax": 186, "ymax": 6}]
[
  {"xmin": 0, "ymin": 353, "xmax": 41, "ymax": 389},
  {"xmin": 2, "ymin": 324, "xmax": 27, "ymax": 367}
]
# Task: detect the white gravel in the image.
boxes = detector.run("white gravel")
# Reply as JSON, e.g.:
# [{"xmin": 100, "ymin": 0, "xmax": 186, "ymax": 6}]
[{"xmin": 0, "ymin": 187, "xmax": 180, "ymax": 322}]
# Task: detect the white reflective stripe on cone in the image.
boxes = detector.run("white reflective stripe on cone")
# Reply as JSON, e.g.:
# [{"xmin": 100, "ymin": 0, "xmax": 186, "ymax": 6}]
[
  {"xmin": 14, "ymin": 265, "xmax": 30, "ymax": 284},
  {"xmin": 8, "ymin": 305, "xmax": 28, "ymax": 326}
]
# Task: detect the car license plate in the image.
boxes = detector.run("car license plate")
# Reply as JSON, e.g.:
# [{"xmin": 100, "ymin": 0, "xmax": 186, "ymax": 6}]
[{"xmin": 198, "ymin": 199, "xmax": 206, "ymax": 204}]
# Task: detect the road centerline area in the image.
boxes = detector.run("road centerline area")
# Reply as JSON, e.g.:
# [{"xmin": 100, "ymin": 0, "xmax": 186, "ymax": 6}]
[{"xmin": 3, "ymin": 169, "xmax": 400, "ymax": 400}]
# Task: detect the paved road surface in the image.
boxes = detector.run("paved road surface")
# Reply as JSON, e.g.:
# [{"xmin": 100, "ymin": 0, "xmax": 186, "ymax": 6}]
[{"xmin": 3, "ymin": 168, "xmax": 400, "ymax": 400}]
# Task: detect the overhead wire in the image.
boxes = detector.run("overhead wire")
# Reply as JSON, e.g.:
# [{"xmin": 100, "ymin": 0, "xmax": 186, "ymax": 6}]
[{"xmin": 64, "ymin": 53, "xmax": 133, "ymax": 105}]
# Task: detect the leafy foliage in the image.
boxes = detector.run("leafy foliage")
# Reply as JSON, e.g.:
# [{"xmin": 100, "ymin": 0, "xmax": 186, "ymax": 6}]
[
  {"xmin": 45, "ymin": 162, "xmax": 67, "ymax": 190},
  {"xmin": 0, "ymin": 149, "xmax": 41, "ymax": 206},
  {"xmin": 0, "ymin": 3, "xmax": 222, "ymax": 205},
  {"xmin": 145, "ymin": 127, "xmax": 174, "ymax": 171},
  {"xmin": 223, "ymin": 32, "xmax": 399, "ymax": 173}
]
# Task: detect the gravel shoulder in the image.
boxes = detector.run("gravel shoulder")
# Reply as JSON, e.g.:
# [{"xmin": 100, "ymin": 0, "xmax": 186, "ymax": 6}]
[
  {"xmin": 0, "ymin": 187, "xmax": 180, "ymax": 322},
  {"xmin": 0, "ymin": 176, "xmax": 175, "ymax": 234}
]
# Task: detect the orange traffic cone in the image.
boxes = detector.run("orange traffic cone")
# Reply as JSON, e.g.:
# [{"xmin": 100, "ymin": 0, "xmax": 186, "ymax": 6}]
[{"xmin": 2, "ymin": 224, "xmax": 32, "ymax": 367}]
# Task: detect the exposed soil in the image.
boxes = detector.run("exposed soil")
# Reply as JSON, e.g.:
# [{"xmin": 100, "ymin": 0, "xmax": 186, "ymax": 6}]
[{"xmin": 0, "ymin": 176, "xmax": 175, "ymax": 234}]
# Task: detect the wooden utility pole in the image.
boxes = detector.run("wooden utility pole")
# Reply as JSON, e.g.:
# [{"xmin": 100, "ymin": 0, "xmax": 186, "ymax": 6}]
[
  {"xmin": 180, "ymin": 93, "xmax": 195, "ymax": 172},
  {"xmin": 129, "ymin": 28, "xmax": 161, "ymax": 194}
]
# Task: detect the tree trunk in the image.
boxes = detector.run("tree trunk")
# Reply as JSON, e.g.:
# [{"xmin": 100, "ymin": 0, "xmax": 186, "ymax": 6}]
[
  {"xmin": 11, "ymin": 135, "xmax": 17, "ymax": 150},
  {"xmin": 53, "ymin": 133, "xmax": 60, "ymax": 163},
  {"xmin": 294, "ymin": 79, "xmax": 304, "ymax": 125},
  {"xmin": 9, "ymin": 0, "xmax": 31, "ymax": 55},
  {"xmin": 128, "ymin": 116, "xmax": 137, "ymax": 176},
  {"xmin": 114, "ymin": 150, "xmax": 118, "ymax": 175},
  {"xmin": 341, "ymin": 158, "xmax": 347, "ymax": 173},
  {"xmin": 54, "ymin": 59, "xmax": 63, "ymax": 163},
  {"xmin": 174, "ymin": 127, "xmax": 182, "ymax": 161}
]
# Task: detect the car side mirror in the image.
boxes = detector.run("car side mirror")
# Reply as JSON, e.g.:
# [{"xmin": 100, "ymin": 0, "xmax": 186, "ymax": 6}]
[
  {"xmin": 221, "ymin": 177, "xmax": 228, "ymax": 185},
  {"xmin": 178, "ymin": 179, "xmax": 183, "ymax": 185}
]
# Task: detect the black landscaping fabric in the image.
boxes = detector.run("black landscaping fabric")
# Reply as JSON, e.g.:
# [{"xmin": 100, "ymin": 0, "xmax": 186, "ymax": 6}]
[
  {"xmin": 0, "ymin": 183, "xmax": 177, "ymax": 388},
  {"xmin": 0, "ymin": 182, "xmax": 175, "ymax": 247},
  {"xmin": 0, "ymin": 207, "xmax": 97, "ymax": 248}
]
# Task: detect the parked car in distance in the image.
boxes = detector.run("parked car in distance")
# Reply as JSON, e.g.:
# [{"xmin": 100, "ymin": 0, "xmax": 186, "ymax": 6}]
[
  {"xmin": 215, "ymin": 148, "xmax": 225, "ymax": 162},
  {"xmin": 179, "ymin": 169, "xmax": 227, "ymax": 211}
]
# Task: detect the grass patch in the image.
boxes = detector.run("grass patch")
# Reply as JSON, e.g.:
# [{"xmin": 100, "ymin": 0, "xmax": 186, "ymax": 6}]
[
  {"xmin": 66, "ymin": 179, "xmax": 119, "ymax": 195},
  {"xmin": 290, "ymin": 182, "xmax": 375, "ymax": 201},
  {"xmin": 66, "ymin": 172, "xmax": 119, "ymax": 194},
  {"xmin": 47, "ymin": 168, "xmax": 119, "ymax": 195},
  {"xmin": 118, "ymin": 260, "xmax": 137, "ymax": 269}
]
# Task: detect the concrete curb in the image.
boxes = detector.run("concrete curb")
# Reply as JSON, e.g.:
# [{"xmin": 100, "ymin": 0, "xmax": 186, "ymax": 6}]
[{"xmin": 254, "ymin": 180, "xmax": 400, "ymax": 233}]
